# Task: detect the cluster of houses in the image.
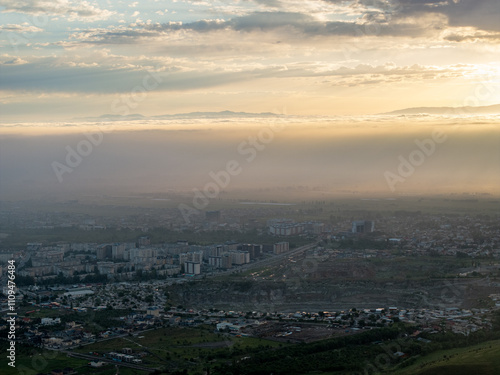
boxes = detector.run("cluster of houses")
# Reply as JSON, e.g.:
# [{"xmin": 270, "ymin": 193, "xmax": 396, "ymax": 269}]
[
  {"xmin": 377, "ymin": 214, "xmax": 500, "ymax": 258},
  {"xmin": 7, "ymin": 300, "xmax": 495, "ymax": 354},
  {"xmin": 105, "ymin": 348, "xmax": 144, "ymax": 364}
]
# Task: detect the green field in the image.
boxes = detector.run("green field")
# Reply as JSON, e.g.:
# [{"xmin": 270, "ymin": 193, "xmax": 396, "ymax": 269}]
[
  {"xmin": 1, "ymin": 347, "xmax": 88, "ymax": 375},
  {"xmin": 4, "ymin": 319, "xmax": 500, "ymax": 375},
  {"xmin": 390, "ymin": 339, "xmax": 500, "ymax": 375},
  {"xmin": 1, "ymin": 325, "xmax": 286, "ymax": 375}
]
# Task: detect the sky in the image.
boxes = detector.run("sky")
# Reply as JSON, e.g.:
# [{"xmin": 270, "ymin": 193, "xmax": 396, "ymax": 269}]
[
  {"xmin": 1, "ymin": 0, "xmax": 500, "ymax": 121},
  {"xmin": 0, "ymin": 1, "xmax": 499, "ymax": 200}
]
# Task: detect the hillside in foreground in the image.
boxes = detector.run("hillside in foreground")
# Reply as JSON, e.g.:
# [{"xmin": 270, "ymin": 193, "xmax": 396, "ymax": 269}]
[{"xmin": 391, "ymin": 339, "xmax": 500, "ymax": 375}]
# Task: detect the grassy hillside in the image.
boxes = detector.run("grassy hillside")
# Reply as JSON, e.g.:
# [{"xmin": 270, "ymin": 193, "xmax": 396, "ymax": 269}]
[{"xmin": 391, "ymin": 339, "xmax": 500, "ymax": 375}]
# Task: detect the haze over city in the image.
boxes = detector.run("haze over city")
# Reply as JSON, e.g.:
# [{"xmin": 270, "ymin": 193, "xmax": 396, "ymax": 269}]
[{"xmin": 0, "ymin": 116, "xmax": 498, "ymax": 200}]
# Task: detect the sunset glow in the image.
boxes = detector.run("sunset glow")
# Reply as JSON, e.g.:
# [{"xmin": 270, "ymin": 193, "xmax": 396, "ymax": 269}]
[
  {"xmin": 0, "ymin": 1, "xmax": 499, "ymax": 198},
  {"xmin": 1, "ymin": 0, "xmax": 499, "ymax": 121}
]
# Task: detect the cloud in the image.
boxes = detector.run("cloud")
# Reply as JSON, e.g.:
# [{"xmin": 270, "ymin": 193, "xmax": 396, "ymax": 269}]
[
  {"xmin": 391, "ymin": 0, "xmax": 500, "ymax": 32},
  {"xmin": 1, "ymin": 0, "xmax": 498, "ymax": 123},
  {"xmin": 0, "ymin": 50, "xmax": 474, "ymax": 95},
  {"xmin": 2, "ymin": 57, "xmax": 29, "ymax": 65},
  {"xmin": 443, "ymin": 28, "xmax": 500, "ymax": 42},
  {"xmin": 269, "ymin": 62, "xmax": 472, "ymax": 87},
  {"xmin": 321, "ymin": 0, "xmax": 500, "ymax": 33},
  {"xmin": 0, "ymin": 54, "xmax": 250, "ymax": 93},
  {"xmin": 0, "ymin": 0, "xmax": 116, "ymax": 22},
  {"xmin": 248, "ymin": 0, "xmax": 283, "ymax": 8},
  {"xmin": 20, "ymin": 1, "xmax": 495, "ymax": 49},
  {"xmin": 0, "ymin": 23, "xmax": 43, "ymax": 33},
  {"xmin": 67, "ymin": 10, "xmax": 440, "ymax": 48}
]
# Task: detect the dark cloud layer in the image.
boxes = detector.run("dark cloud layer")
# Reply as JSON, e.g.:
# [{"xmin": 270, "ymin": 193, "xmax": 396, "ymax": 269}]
[
  {"xmin": 73, "ymin": 10, "xmax": 432, "ymax": 46},
  {"xmin": 392, "ymin": 0, "xmax": 500, "ymax": 32},
  {"xmin": 64, "ymin": 0, "xmax": 500, "ymax": 49}
]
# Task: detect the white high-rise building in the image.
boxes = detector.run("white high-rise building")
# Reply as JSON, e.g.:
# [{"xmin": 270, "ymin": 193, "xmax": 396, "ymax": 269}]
[{"xmin": 184, "ymin": 261, "xmax": 201, "ymax": 275}]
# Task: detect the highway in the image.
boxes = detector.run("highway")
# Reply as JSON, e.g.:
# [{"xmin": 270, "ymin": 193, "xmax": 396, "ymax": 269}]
[{"xmin": 204, "ymin": 241, "xmax": 319, "ymax": 278}]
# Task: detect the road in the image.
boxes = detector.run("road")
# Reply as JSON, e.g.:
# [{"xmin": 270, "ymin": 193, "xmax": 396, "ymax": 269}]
[
  {"xmin": 199, "ymin": 241, "xmax": 319, "ymax": 279},
  {"xmin": 63, "ymin": 350, "xmax": 160, "ymax": 372}
]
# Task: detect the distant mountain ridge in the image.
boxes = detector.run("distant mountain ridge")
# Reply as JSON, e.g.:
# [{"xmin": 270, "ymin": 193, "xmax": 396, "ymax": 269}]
[
  {"xmin": 382, "ymin": 104, "xmax": 500, "ymax": 115},
  {"xmin": 76, "ymin": 111, "xmax": 284, "ymax": 121},
  {"xmin": 76, "ymin": 106, "xmax": 500, "ymax": 121}
]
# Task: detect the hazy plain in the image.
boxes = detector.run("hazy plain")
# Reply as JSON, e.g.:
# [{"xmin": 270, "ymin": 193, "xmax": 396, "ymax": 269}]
[{"xmin": 1, "ymin": 115, "xmax": 499, "ymax": 201}]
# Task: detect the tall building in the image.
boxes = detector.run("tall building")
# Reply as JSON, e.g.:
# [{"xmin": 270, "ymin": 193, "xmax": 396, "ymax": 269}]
[
  {"xmin": 209, "ymin": 256, "xmax": 223, "ymax": 268},
  {"xmin": 187, "ymin": 251, "xmax": 204, "ymax": 263},
  {"xmin": 239, "ymin": 244, "xmax": 262, "ymax": 260},
  {"xmin": 138, "ymin": 236, "xmax": 151, "ymax": 247},
  {"xmin": 269, "ymin": 223, "xmax": 304, "ymax": 236},
  {"xmin": 273, "ymin": 242, "xmax": 289, "ymax": 255},
  {"xmin": 222, "ymin": 254, "xmax": 232, "ymax": 269},
  {"xmin": 97, "ymin": 262, "xmax": 115, "ymax": 275},
  {"xmin": 184, "ymin": 261, "xmax": 201, "ymax": 275},
  {"xmin": 230, "ymin": 251, "xmax": 250, "ymax": 265},
  {"xmin": 112, "ymin": 243, "xmax": 126, "ymax": 260},
  {"xmin": 96, "ymin": 244, "xmax": 112, "ymax": 260},
  {"xmin": 129, "ymin": 248, "xmax": 157, "ymax": 262},
  {"xmin": 352, "ymin": 220, "xmax": 375, "ymax": 234},
  {"xmin": 178, "ymin": 253, "xmax": 188, "ymax": 266},
  {"xmin": 304, "ymin": 222, "xmax": 325, "ymax": 235},
  {"xmin": 45, "ymin": 251, "xmax": 65, "ymax": 262},
  {"xmin": 210, "ymin": 245, "xmax": 224, "ymax": 257}
]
